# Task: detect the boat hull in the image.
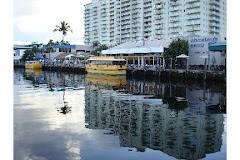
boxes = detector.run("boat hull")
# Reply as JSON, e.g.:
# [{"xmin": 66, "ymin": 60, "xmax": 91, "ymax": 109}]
[
  {"xmin": 25, "ymin": 62, "xmax": 42, "ymax": 69},
  {"xmin": 86, "ymin": 64, "xmax": 126, "ymax": 76}
]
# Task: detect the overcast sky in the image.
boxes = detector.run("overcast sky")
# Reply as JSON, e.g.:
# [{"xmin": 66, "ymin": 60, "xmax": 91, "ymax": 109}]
[{"xmin": 14, "ymin": 0, "xmax": 92, "ymax": 45}]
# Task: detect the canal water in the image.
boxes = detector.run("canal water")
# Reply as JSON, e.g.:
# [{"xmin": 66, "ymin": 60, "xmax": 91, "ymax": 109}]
[{"xmin": 14, "ymin": 69, "xmax": 226, "ymax": 160}]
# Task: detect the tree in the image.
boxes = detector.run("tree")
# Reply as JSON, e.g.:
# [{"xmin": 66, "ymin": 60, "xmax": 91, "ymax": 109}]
[
  {"xmin": 92, "ymin": 41, "xmax": 100, "ymax": 47},
  {"xmin": 45, "ymin": 39, "xmax": 55, "ymax": 53},
  {"xmin": 53, "ymin": 21, "xmax": 73, "ymax": 44},
  {"xmin": 163, "ymin": 38, "xmax": 188, "ymax": 59},
  {"xmin": 92, "ymin": 44, "xmax": 108, "ymax": 56},
  {"xmin": 20, "ymin": 47, "xmax": 41, "ymax": 62},
  {"xmin": 163, "ymin": 38, "xmax": 188, "ymax": 69}
]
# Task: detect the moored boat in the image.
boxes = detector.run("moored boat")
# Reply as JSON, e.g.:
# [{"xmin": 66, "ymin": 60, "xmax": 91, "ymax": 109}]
[
  {"xmin": 86, "ymin": 56, "xmax": 127, "ymax": 76},
  {"xmin": 25, "ymin": 61, "xmax": 42, "ymax": 69}
]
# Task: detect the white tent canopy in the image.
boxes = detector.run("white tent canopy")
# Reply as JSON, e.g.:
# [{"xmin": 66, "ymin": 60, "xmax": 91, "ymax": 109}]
[
  {"xmin": 176, "ymin": 54, "xmax": 189, "ymax": 59},
  {"xmin": 65, "ymin": 54, "xmax": 76, "ymax": 58}
]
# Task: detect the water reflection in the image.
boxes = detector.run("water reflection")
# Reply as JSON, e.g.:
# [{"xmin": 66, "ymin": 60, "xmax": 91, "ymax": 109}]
[
  {"xmin": 14, "ymin": 69, "xmax": 226, "ymax": 160},
  {"xmin": 85, "ymin": 77, "xmax": 225, "ymax": 159}
]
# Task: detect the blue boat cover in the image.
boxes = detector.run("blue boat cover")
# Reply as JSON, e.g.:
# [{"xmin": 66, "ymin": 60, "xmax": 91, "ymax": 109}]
[{"xmin": 35, "ymin": 54, "xmax": 43, "ymax": 59}]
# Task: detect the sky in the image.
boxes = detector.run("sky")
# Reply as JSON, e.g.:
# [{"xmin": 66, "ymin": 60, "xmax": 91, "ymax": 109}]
[{"xmin": 14, "ymin": 0, "xmax": 92, "ymax": 45}]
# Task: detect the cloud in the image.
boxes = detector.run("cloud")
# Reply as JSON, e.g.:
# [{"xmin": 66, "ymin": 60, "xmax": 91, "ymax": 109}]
[{"xmin": 13, "ymin": 0, "xmax": 92, "ymax": 44}]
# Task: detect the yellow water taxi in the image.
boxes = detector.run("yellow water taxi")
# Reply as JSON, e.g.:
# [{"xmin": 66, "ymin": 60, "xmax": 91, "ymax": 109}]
[
  {"xmin": 86, "ymin": 56, "xmax": 127, "ymax": 76},
  {"xmin": 25, "ymin": 61, "xmax": 42, "ymax": 69}
]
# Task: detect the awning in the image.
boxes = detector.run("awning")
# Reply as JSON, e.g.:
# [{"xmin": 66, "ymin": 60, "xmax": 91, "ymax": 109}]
[
  {"xmin": 208, "ymin": 42, "xmax": 226, "ymax": 51},
  {"xmin": 53, "ymin": 45, "xmax": 76, "ymax": 49}
]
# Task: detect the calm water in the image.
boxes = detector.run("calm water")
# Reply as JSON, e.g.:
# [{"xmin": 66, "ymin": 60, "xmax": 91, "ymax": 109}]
[{"xmin": 14, "ymin": 69, "xmax": 226, "ymax": 160}]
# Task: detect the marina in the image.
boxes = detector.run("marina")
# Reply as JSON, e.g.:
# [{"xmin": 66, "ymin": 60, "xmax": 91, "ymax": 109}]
[
  {"xmin": 14, "ymin": 68, "xmax": 226, "ymax": 160},
  {"xmin": 14, "ymin": 62, "xmax": 225, "ymax": 83},
  {"xmin": 12, "ymin": 0, "xmax": 228, "ymax": 159}
]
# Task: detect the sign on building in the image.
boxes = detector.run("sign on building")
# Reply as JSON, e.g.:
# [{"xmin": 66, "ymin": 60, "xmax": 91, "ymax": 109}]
[{"xmin": 188, "ymin": 36, "xmax": 223, "ymax": 66}]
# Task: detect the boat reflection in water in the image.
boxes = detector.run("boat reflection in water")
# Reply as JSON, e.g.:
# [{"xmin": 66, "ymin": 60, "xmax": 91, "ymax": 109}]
[
  {"xmin": 85, "ymin": 79, "xmax": 225, "ymax": 160},
  {"xmin": 25, "ymin": 69, "xmax": 43, "ymax": 77},
  {"xmin": 86, "ymin": 74, "xmax": 127, "ymax": 89}
]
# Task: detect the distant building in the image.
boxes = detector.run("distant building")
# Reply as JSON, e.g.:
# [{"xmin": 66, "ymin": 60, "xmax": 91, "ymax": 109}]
[
  {"xmin": 42, "ymin": 45, "xmax": 94, "ymax": 59},
  {"xmin": 84, "ymin": 0, "xmax": 226, "ymax": 47},
  {"xmin": 13, "ymin": 45, "xmax": 32, "ymax": 62}
]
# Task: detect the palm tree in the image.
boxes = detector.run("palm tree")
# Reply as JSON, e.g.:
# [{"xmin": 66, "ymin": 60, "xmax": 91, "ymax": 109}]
[{"xmin": 53, "ymin": 21, "xmax": 73, "ymax": 44}]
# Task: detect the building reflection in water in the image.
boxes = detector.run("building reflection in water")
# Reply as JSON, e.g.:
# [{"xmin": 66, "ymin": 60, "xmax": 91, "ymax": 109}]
[
  {"xmin": 18, "ymin": 69, "xmax": 225, "ymax": 160},
  {"xmin": 85, "ymin": 76, "xmax": 225, "ymax": 160}
]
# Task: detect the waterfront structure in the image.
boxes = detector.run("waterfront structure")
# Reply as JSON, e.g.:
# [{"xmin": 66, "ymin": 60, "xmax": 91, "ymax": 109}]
[
  {"xmin": 84, "ymin": 0, "xmax": 227, "ymax": 47},
  {"xmin": 101, "ymin": 39, "xmax": 173, "ymax": 67}
]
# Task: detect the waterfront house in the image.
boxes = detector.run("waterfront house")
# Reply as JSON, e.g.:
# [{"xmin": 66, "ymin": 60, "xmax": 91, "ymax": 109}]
[{"xmin": 42, "ymin": 45, "xmax": 94, "ymax": 59}]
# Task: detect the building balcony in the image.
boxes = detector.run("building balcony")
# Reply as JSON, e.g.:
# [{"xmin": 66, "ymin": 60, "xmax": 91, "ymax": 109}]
[
  {"xmin": 186, "ymin": 0, "xmax": 200, "ymax": 3},
  {"xmin": 169, "ymin": 23, "xmax": 180, "ymax": 28},
  {"xmin": 155, "ymin": 31, "xmax": 163, "ymax": 35},
  {"xmin": 154, "ymin": 16, "xmax": 162, "ymax": 20},
  {"xmin": 185, "ymin": 3, "xmax": 200, "ymax": 9},
  {"xmin": 144, "ymin": 32, "xmax": 151, "ymax": 36},
  {"xmin": 132, "ymin": 28, "xmax": 139, "ymax": 33},
  {"xmin": 121, "ymin": 11, "xmax": 130, "ymax": 16},
  {"xmin": 170, "ymin": 18, "xmax": 180, "ymax": 22},
  {"xmin": 155, "ymin": 4, "xmax": 163, "ymax": 9},
  {"xmin": 155, "ymin": 24, "xmax": 163, "ymax": 30},
  {"xmin": 209, "ymin": 5, "xmax": 220, "ymax": 12},
  {"xmin": 144, "ymin": 8, "xmax": 152, "ymax": 13},
  {"xmin": 170, "ymin": 29, "xmax": 179, "ymax": 34},
  {"xmin": 209, "ymin": 16, "xmax": 220, "ymax": 22},
  {"xmin": 132, "ymin": 1, "xmax": 139, "ymax": 5},
  {"xmin": 186, "ymin": 21, "xmax": 200, "ymax": 26},
  {"xmin": 209, "ymin": 28, "xmax": 220, "ymax": 34},
  {"xmin": 186, "ymin": 9, "xmax": 201, "ymax": 14},
  {"xmin": 185, "ymin": 15, "xmax": 200, "ymax": 20},
  {"xmin": 154, "ymin": 11, "xmax": 163, "ymax": 15},
  {"xmin": 186, "ymin": 26, "xmax": 200, "ymax": 32},
  {"xmin": 122, "ymin": 7, "xmax": 130, "ymax": 12},
  {"xmin": 169, "ymin": 13, "xmax": 179, "ymax": 17},
  {"xmin": 209, "ymin": 0, "xmax": 220, "ymax": 6},
  {"xmin": 209, "ymin": 22, "xmax": 220, "ymax": 27},
  {"xmin": 170, "ymin": 7, "xmax": 179, "ymax": 12},
  {"xmin": 144, "ymin": 23, "xmax": 152, "ymax": 27},
  {"xmin": 170, "ymin": 1, "xmax": 179, "ymax": 7},
  {"xmin": 144, "ymin": 27, "xmax": 152, "ymax": 32},
  {"xmin": 209, "ymin": 10, "xmax": 220, "ymax": 16}
]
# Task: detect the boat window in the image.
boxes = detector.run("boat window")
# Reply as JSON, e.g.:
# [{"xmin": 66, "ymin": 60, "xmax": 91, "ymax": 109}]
[{"xmin": 113, "ymin": 61, "xmax": 126, "ymax": 65}]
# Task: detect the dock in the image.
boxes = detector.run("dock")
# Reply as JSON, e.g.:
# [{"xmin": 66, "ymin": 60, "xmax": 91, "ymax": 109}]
[{"xmin": 14, "ymin": 63, "xmax": 225, "ymax": 83}]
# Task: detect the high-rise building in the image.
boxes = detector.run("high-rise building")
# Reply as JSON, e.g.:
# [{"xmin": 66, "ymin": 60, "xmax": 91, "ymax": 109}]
[{"xmin": 84, "ymin": 0, "xmax": 226, "ymax": 47}]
